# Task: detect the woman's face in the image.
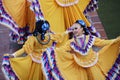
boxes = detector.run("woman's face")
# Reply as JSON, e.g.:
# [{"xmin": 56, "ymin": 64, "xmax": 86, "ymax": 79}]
[{"xmin": 71, "ymin": 23, "xmax": 84, "ymax": 37}]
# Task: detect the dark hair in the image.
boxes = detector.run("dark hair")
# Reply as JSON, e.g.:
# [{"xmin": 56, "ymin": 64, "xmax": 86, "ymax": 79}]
[
  {"xmin": 75, "ymin": 20, "xmax": 90, "ymax": 35},
  {"xmin": 33, "ymin": 20, "xmax": 50, "ymax": 40}
]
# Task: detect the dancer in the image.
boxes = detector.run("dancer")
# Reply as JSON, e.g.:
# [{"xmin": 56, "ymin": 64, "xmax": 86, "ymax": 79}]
[
  {"xmin": 2, "ymin": 20, "xmax": 69, "ymax": 80},
  {"xmin": 42, "ymin": 20, "xmax": 120, "ymax": 80}
]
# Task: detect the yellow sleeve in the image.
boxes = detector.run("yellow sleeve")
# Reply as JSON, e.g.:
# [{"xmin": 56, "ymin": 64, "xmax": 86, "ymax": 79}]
[
  {"xmin": 57, "ymin": 39, "xmax": 72, "ymax": 53},
  {"xmin": 94, "ymin": 38, "xmax": 115, "ymax": 47},
  {"xmin": 51, "ymin": 32, "xmax": 69, "ymax": 47},
  {"xmin": 22, "ymin": 36, "xmax": 35, "ymax": 54},
  {"xmin": 13, "ymin": 48, "xmax": 25, "ymax": 57},
  {"xmin": 13, "ymin": 36, "xmax": 35, "ymax": 57}
]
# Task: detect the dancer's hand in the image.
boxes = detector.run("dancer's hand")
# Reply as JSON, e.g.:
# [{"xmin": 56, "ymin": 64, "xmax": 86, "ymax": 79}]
[
  {"xmin": 114, "ymin": 36, "xmax": 120, "ymax": 44},
  {"xmin": 65, "ymin": 28, "xmax": 73, "ymax": 34},
  {"xmin": 115, "ymin": 36, "xmax": 120, "ymax": 42},
  {"xmin": 3, "ymin": 54, "xmax": 14, "ymax": 58},
  {"xmin": 8, "ymin": 54, "xmax": 15, "ymax": 58},
  {"xmin": 27, "ymin": 0, "xmax": 32, "ymax": 3},
  {"xmin": 117, "ymin": 36, "xmax": 120, "ymax": 40}
]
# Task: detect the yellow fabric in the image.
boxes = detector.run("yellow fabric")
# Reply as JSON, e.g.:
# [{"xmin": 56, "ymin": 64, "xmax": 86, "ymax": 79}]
[
  {"xmin": 94, "ymin": 38, "xmax": 115, "ymax": 47},
  {"xmin": 26, "ymin": 2, "xmax": 36, "ymax": 32},
  {"xmin": 10, "ymin": 56, "xmax": 45, "ymax": 80},
  {"xmin": 13, "ymin": 48, "xmax": 25, "ymax": 57},
  {"xmin": 51, "ymin": 32, "xmax": 69, "ymax": 46},
  {"xmin": 39, "ymin": 0, "xmax": 91, "ymax": 33},
  {"xmin": 54, "ymin": 36, "xmax": 120, "ymax": 80},
  {"xmin": 2, "ymin": 0, "xmax": 35, "ymax": 32},
  {"xmin": 3, "ymin": 0, "xmax": 91, "ymax": 33},
  {"xmin": 9, "ymin": 33, "xmax": 68, "ymax": 80}
]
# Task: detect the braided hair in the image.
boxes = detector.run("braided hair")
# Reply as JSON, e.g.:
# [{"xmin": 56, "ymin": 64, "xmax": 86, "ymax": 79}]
[{"xmin": 33, "ymin": 20, "xmax": 50, "ymax": 40}]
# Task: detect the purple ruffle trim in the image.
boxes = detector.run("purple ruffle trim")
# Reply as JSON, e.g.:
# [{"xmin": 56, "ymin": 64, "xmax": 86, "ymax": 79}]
[
  {"xmin": 84, "ymin": 0, "xmax": 98, "ymax": 14},
  {"xmin": 9, "ymin": 26, "xmax": 31, "ymax": 44},
  {"xmin": 41, "ymin": 42, "xmax": 64, "ymax": 80},
  {"xmin": 2, "ymin": 56, "xmax": 19, "ymax": 80},
  {"xmin": 0, "ymin": 0, "xmax": 31, "ymax": 44},
  {"xmin": 0, "ymin": 0, "xmax": 19, "ymax": 36},
  {"xmin": 70, "ymin": 35, "xmax": 95, "ymax": 55},
  {"xmin": 0, "ymin": 0, "xmax": 18, "ymax": 28},
  {"xmin": 42, "ymin": 51, "xmax": 55, "ymax": 80},
  {"xmin": 106, "ymin": 54, "xmax": 120, "ymax": 80},
  {"xmin": 30, "ymin": 0, "xmax": 44, "ymax": 21},
  {"xmin": 88, "ymin": 26, "xmax": 101, "ymax": 37}
]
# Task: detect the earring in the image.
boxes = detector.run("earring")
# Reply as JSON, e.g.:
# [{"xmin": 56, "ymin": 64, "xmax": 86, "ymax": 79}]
[{"xmin": 83, "ymin": 31, "xmax": 85, "ymax": 34}]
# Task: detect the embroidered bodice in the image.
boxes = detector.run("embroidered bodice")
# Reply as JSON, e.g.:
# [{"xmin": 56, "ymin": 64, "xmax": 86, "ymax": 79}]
[{"xmin": 70, "ymin": 35, "xmax": 96, "ymax": 55}]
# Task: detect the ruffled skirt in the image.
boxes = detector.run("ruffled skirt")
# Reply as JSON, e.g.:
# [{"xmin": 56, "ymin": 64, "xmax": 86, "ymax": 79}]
[
  {"xmin": 42, "ymin": 39, "xmax": 120, "ymax": 80},
  {"xmin": 2, "ymin": 55, "xmax": 45, "ymax": 80}
]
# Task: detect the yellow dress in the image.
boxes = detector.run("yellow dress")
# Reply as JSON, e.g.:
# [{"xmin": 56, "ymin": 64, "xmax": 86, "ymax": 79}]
[
  {"xmin": 42, "ymin": 35, "xmax": 120, "ymax": 80},
  {"xmin": 2, "ymin": 33, "xmax": 68, "ymax": 80}
]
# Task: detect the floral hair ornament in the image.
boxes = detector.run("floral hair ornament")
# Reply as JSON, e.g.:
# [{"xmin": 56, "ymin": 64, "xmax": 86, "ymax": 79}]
[
  {"xmin": 76, "ymin": 20, "xmax": 86, "ymax": 27},
  {"xmin": 41, "ymin": 20, "xmax": 50, "ymax": 40},
  {"xmin": 67, "ymin": 20, "xmax": 86, "ymax": 32},
  {"xmin": 75, "ymin": 20, "xmax": 90, "ymax": 35}
]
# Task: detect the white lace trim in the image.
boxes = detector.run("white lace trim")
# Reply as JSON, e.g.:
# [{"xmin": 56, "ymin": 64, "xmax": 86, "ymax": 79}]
[
  {"xmin": 55, "ymin": 0, "xmax": 79, "ymax": 7},
  {"xmin": 29, "ymin": 54, "xmax": 41, "ymax": 64},
  {"xmin": 73, "ymin": 52, "xmax": 98, "ymax": 68}
]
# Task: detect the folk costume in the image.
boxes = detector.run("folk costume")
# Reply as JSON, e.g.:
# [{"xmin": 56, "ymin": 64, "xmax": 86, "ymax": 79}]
[
  {"xmin": 2, "ymin": 20, "xmax": 68, "ymax": 80},
  {"xmin": 42, "ymin": 20, "xmax": 120, "ymax": 80}
]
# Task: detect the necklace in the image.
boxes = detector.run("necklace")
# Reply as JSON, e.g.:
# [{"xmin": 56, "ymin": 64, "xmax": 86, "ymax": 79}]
[
  {"xmin": 36, "ymin": 33, "xmax": 51, "ymax": 45},
  {"xmin": 70, "ymin": 35, "xmax": 95, "ymax": 55},
  {"xmin": 55, "ymin": 0, "xmax": 79, "ymax": 7}
]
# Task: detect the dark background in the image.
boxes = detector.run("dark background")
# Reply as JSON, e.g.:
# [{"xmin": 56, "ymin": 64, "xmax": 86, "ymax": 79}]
[{"xmin": 98, "ymin": 0, "xmax": 120, "ymax": 39}]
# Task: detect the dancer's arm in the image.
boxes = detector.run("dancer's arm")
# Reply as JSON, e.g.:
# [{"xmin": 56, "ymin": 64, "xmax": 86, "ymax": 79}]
[
  {"xmin": 10, "ymin": 36, "xmax": 35, "ymax": 57},
  {"xmin": 50, "ymin": 30, "xmax": 71, "ymax": 47},
  {"xmin": 94, "ymin": 37, "xmax": 115, "ymax": 47}
]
